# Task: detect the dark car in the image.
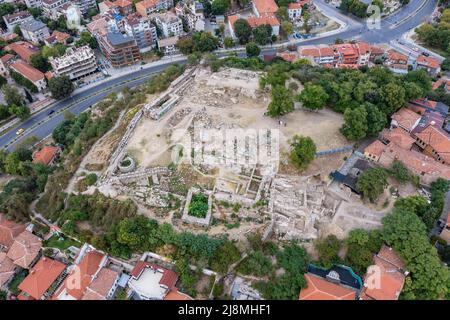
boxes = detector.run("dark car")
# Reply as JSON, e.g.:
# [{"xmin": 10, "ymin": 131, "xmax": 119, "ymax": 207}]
[
  {"xmin": 47, "ymin": 110, "xmax": 55, "ymax": 116},
  {"xmin": 422, "ymin": 51, "xmax": 430, "ymax": 57}
]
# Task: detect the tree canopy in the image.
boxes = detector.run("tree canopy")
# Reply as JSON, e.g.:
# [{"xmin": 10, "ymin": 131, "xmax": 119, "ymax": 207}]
[{"xmin": 288, "ymin": 135, "xmax": 316, "ymax": 170}]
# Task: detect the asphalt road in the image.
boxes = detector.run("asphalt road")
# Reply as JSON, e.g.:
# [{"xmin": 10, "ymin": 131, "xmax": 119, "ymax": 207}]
[{"xmin": 1, "ymin": 0, "xmax": 438, "ymax": 151}]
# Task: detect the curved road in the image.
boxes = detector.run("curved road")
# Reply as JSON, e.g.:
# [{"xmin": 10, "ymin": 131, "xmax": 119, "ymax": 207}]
[{"xmin": 1, "ymin": 0, "xmax": 438, "ymax": 151}]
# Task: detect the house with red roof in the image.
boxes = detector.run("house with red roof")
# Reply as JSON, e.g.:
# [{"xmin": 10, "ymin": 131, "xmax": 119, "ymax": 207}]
[
  {"xmin": 0, "ymin": 252, "xmax": 16, "ymax": 289},
  {"xmin": 135, "ymin": 0, "xmax": 174, "ymax": 17},
  {"xmin": 408, "ymin": 98, "xmax": 438, "ymax": 115},
  {"xmin": 299, "ymin": 273, "xmax": 357, "ymax": 300},
  {"xmin": 384, "ymin": 49, "xmax": 409, "ymax": 74},
  {"xmin": 128, "ymin": 261, "xmax": 192, "ymax": 300},
  {"xmin": 53, "ymin": 243, "xmax": 119, "ymax": 300},
  {"xmin": 390, "ymin": 108, "xmax": 422, "ymax": 133},
  {"xmin": 413, "ymin": 124, "xmax": 450, "ymax": 165},
  {"xmin": 252, "ymin": 0, "xmax": 279, "ymax": 17},
  {"xmin": 5, "ymin": 41, "xmax": 40, "ymax": 63},
  {"xmin": 287, "ymin": 1, "xmax": 309, "ymax": 21},
  {"xmin": 298, "ymin": 45, "xmax": 336, "ymax": 65},
  {"xmin": 0, "ymin": 215, "xmax": 26, "ymax": 250},
  {"xmin": 415, "ymin": 55, "xmax": 441, "ymax": 76},
  {"xmin": 0, "ymin": 54, "xmax": 14, "ymax": 77},
  {"xmin": 17, "ymin": 256, "xmax": 66, "ymax": 300},
  {"xmin": 360, "ymin": 246, "xmax": 406, "ymax": 300},
  {"xmin": 380, "ymin": 127, "xmax": 416, "ymax": 150},
  {"xmin": 7, "ymin": 230, "xmax": 42, "ymax": 269},
  {"xmin": 10, "ymin": 60, "xmax": 47, "ymax": 92},
  {"xmin": 228, "ymin": 14, "xmax": 280, "ymax": 39},
  {"xmin": 32, "ymin": 146, "xmax": 60, "ymax": 166}
]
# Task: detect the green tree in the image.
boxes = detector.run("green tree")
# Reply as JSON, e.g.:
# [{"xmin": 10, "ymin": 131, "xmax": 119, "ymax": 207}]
[
  {"xmin": 4, "ymin": 152, "xmax": 21, "ymax": 175},
  {"xmin": 30, "ymin": 53, "xmax": 50, "ymax": 72},
  {"xmin": 48, "ymin": 76, "xmax": 74, "ymax": 100},
  {"xmin": 245, "ymin": 42, "xmax": 261, "ymax": 57},
  {"xmin": 234, "ymin": 18, "xmax": 252, "ymax": 44},
  {"xmin": 365, "ymin": 103, "xmax": 386, "ymax": 137},
  {"xmin": 281, "ymin": 20, "xmax": 293, "ymax": 36},
  {"xmin": 2, "ymin": 85, "xmax": 24, "ymax": 107},
  {"xmin": 315, "ymin": 235, "xmax": 342, "ymax": 268},
  {"xmin": 252, "ymin": 24, "xmax": 272, "ymax": 45},
  {"xmin": 224, "ymin": 37, "xmax": 234, "ymax": 48},
  {"xmin": 9, "ymin": 104, "xmax": 30, "ymax": 120},
  {"xmin": 211, "ymin": 0, "xmax": 230, "ymax": 15},
  {"xmin": 389, "ymin": 160, "xmax": 412, "ymax": 185},
  {"xmin": 175, "ymin": 37, "xmax": 194, "ymax": 55},
  {"xmin": 298, "ymin": 83, "xmax": 328, "ymax": 111},
  {"xmin": 356, "ymin": 167, "xmax": 388, "ymax": 202},
  {"xmin": 76, "ymin": 31, "xmax": 98, "ymax": 49},
  {"xmin": 192, "ymin": 31, "xmax": 218, "ymax": 52},
  {"xmin": 345, "ymin": 229, "xmax": 382, "ymax": 275},
  {"xmin": 289, "ymin": 135, "xmax": 316, "ymax": 170},
  {"xmin": 341, "ymin": 106, "xmax": 368, "ymax": 140},
  {"xmin": 267, "ymin": 85, "xmax": 294, "ymax": 117}
]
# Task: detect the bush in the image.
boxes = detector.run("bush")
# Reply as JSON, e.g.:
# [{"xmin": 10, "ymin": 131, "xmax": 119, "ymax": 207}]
[{"xmin": 188, "ymin": 193, "xmax": 209, "ymax": 218}]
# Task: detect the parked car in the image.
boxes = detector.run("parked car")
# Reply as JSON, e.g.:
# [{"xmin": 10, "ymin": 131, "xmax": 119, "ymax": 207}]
[
  {"xmin": 47, "ymin": 109, "xmax": 55, "ymax": 116},
  {"xmin": 422, "ymin": 51, "xmax": 430, "ymax": 57},
  {"xmin": 16, "ymin": 128, "xmax": 24, "ymax": 135}
]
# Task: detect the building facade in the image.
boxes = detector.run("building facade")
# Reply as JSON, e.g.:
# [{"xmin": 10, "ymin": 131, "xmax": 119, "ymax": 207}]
[
  {"xmin": 20, "ymin": 19, "xmax": 51, "ymax": 44},
  {"xmin": 154, "ymin": 12, "xmax": 183, "ymax": 38},
  {"xmin": 124, "ymin": 13, "xmax": 158, "ymax": 51},
  {"xmin": 98, "ymin": 32, "xmax": 142, "ymax": 68},
  {"xmin": 49, "ymin": 46, "xmax": 98, "ymax": 80}
]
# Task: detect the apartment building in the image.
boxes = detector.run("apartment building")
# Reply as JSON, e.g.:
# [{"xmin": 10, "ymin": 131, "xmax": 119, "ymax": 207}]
[
  {"xmin": 99, "ymin": 0, "xmax": 134, "ymax": 16},
  {"xmin": 42, "ymin": 0, "xmax": 70, "ymax": 19},
  {"xmin": 228, "ymin": 14, "xmax": 280, "ymax": 38},
  {"xmin": 415, "ymin": 55, "xmax": 441, "ymax": 77},
  {"xmin": 158, "ymin": 36, "xmax": 178, "ymax": 55},
  {"xmin": 24, "ymin": 0, "xmax": 43, "ymax": 8},
  {"xmin": 135, "ymin": 0, "xmax": 174, "ymax": 17},
  {"xmin": 76, "ymin": 0, "xmax": 98, "ymax": 15},
  {"xmin": 98, "ymin": 32, "xmax": 142, "ymax": 68},
  {"xmin": 3, "ymin": 11, "xmax": 34, "ymax": 32},
  {"xmin": 154, "ymin": 12, "xmax": 183, "ymax": 38},
  {"xmin": 49, "ymin": 46, "xmax": 98, "ymax": 80},
  {"xmin": 124, "ymin": 13, "xmax": 158, "ymax": 52},
  {"xmin": 175, "ymin": 1, "xmax": 205, "ymax": 32},
  {"xmin": 298, "ymin": 45, "xmax": 336, "ymax": 65},
  {"xmin": 20, "ymin": 19, "xmax": 51, "ymax": 44}
]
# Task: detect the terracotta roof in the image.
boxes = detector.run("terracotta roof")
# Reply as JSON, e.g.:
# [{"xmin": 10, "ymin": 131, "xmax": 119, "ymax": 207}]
[
  {"xmin": 246, "ymin": 14, "xmax": 280, "ymax": 27},
  {"xmin": 299, "ymin": 274, "xmax": 356, "ymax": 300},
  {"xmin": 32, "ymin": 146, "xmax": 60, "ymax": 165},
  {"xmin": 131, "ymin": 261, "xmax": 178, "ymax": 290},
  {"xmin": 5, "ymin": 41, "xmax": 39, "ymax": 63},
  {"xmin": 18, "ymin": 257, "xmax": 66, "ymax": 300},
  {"xmin": 7, "ymin": 230, "xmax": 42, "ymax": 269},
  {"xmin": 114, "ymin": 0, "xmax": 132, "ymax": 7},
  {"xmin": 356, "ymin": 41, "xmax": 370, "ymax": 54},
  {"xmin": 300, "ymin": 47, "xmax": 320, "ymax": 58},
  {"xmin": 52, "ymin": 30, "xmax": 70, "ymax": 43},
  {"xmin": 10, "ymin": 60, "xmax": 45, "ymax": 83},
  {"xmin": 364, "ymin": 140, "xmax": 387, "ymax": 158},
  {"xmin": 0, "ymin": 252, "xmax": 16, "ymax": 287},
  {"xmin": 335, "ymin": 63, "xmax": 358, "ymax": 69},
  {"xmin": 416, "ymin": 55, "xmax": 440, "ymax": 69},
  {"xmin": 333, "ymin": 43, "xmax": 358, "ymax": 57},
  {"xmin": 277, "ymin": 51, "xmax": 299, "ymax": 62},
  {"xmin": 361, "ymin": 246, "xmax": 405, "ymax": 300},
  {"xmin": 288, "ymin": 2, "xmax": 303, "ymax": 9},
  {"xmin": 379, "ymin": 142, "xmax": 450, "ymax": 180},
  {"xmin": 1, "ymin": 33, "xmax": 18, "ymax": 42},
  {"xmin": 136, "ymin": 0, "xmax": 159, "ymax": 9},
  {"xmin": 370, "ymin": 45, "xmax": 385, "ymax": 55},
  {"xmin": 386, "ymin": 49, "xmax": 408, "ymax": 62},
  {"xmin": 381, "ymin": 127, "xmax": 415, "ymax": 150},
  {"xmin": 0, "ymin": 54, "xmax": 14, "ymax": 64},
  {"xmin": 319, "ymin": 46, "xmax": 334, "ymax": 56},
  {"xmin": 59, "ymin": 250, "xmax": 105, "ymax": 300},
  {"xmin": 411, "ymin": 98, "xmax": 438, "ymax": 109},
  {"xmin": 164, "ymin": 290, "xmax": 193, "ymax": 300},
  {"xmin": 414, "ymin": 125, "xmax": 450, "ymax": 163},
  {"xmin": 81, "ymin": 267, "xmax": 119, "ymax": 300},
  {"xmin": 253, "ymin": 0, "xmax": 279, "ymax": 14},
  {"xmin": 391, "ymin": 108, "xmax": 422, "ymax": 131},
  {"xmin": 0, "ymin": 217, "xmax": 26, "ymax": 249}
]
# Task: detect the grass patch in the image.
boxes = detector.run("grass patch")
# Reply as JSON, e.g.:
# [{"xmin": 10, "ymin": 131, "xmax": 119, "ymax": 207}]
[
  {"xmin": 43, "ymin": 234, "xmax": 81, "ymax": 250},
  {"xmin": 188, "ymin": 193, "xmax": 209, "ymax": 218}
]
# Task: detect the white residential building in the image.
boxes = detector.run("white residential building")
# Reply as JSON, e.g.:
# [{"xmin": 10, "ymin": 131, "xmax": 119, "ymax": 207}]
[
  {"xmin": 24, "ymin": 0, "xmax": 43, "ymax": 8},
  {"xmin": 3, "ymin": 11, "xmax": 34, "ymax": 32},
  {"xmin": 287, "ymin": 2, "xmax": 302, "ymax": 21},
  {"xmin": 135, "ymin": 0, "xmax": 174, "ymax": 17},
  {"xmin": 42, "ymin": 0, "xmax": 71, "ymax": 20},
  {"xmin": 175, "ymin": 1, "xmax": 205, "ymax": 32},
  {"xmin": 124, "ymin": 13, "xmax": 157, "ymax": 52},
  {"xmin": 20, "ymin": 19, "xmax": 50, "ymax": 44},
  {"xmin": 154, "ymin": 12, "xmax": 183, "ymax": 38},
  {"xmin": 158, "ymin": 36, "xmax": 179, "ymax": 55},
  {"xmin": 49, "ymin": 46, "xmax": 98, "ymax": 80}
]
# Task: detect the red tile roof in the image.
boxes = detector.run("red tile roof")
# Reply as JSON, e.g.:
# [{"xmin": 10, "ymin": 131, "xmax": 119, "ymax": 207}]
[
  {"xmin": 60, "ymin": 250, "xmax": 105, "ymax": 300},
  {"xmin": 381, "ymin": 127, "xmax": 415, "ymax": 150},
  {"xmin": 114, "ymin": 0, "xmax": 132, "ymax": 7},
  {"xmin": 18, "ymin": 257, "xmax": 66, "ymax": 300},
  {"xmin": 386, "ymin": 49, "xmax": 408, "ymax": 62},
  {"xmin": 361, "ymin": 246, "xmax": 405, "ymax": 300},
  {"xmin": 391, "ymin": 108, "xmax": 421, "ymax": 131},
  {"xmin": 277, "ymin": 51, "xmax": 299, "ymax": 62},
  {"xmin": 414, "ymin": 125, "xmax": 450, "ymax": 163},
  {"xmin": 5, "ymin": 41, "xmax": 39, "ymax": 63},
  {"xmin": 81, "ymin": 267, "xmax": 119, "ymax": 300},
  {"xmin": 364, "ymin": 140, "xmax": 387, "ymax": 158},
  {"xmin": 299, "ymin": 274, "xmax": 356, "ymax": 300},
  {"xmin": 246, "ymin": 14, "xmax": 280, "ymax": 27},
  {"xmin": 0, "ymin": 217, "xmax": 26, "ymax": 249},
  {"xmin": 0, "ymin": 54, "xmax": 14, "ymax": 64},
  {"xmin": 10, "ymin": 60, "xmax": 44, "ymax": 83},
  {"xmin": 416, "ymin": 55, "xmax": 440, "ymax": 69},
  {"xmin": 52, "ymin": 30, "xmax": 70, "ymax": 43},
  {"xmin": 0, "ymin": 252, "xmax": 16, "ymax": 287},
  {"xmin": 32, "ymin": 146, "xmax": 60, "ymax": 165},
  {"xmin": 136, "ymin": 0, "xmax": 159, "ymax": 9},
  {"xmin": 411, "ymin": 98, "xmax": 437, "ymax": 109},
  {"xmin": 253, "ymin": 0, "xmax": 279, "ymax": 14},
  {"xmin": 164, "ymin": 290, "xmax": 193, "ymax": 300},
  {"xmin": 6, "ymin": 230, "xmax": 42, "ymax": 269}
]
